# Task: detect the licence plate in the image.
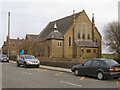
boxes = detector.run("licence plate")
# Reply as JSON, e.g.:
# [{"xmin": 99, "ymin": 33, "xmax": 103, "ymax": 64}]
[{"xmin": 115, "ymin": 68, "xmax": 120, "ymax": 71}]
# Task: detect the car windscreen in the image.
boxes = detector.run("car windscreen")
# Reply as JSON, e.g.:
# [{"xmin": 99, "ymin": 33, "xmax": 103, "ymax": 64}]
[
  {"xmin": 2, "ymin": 54, "xmax": 7, "ymax": 58},
  {"xmin": 24, "ymin": 55, "xmax": 35, "ymax": 59},
  {"xmin": 104, "ymin": 59, "xmax": 118, "ymax": 66}
]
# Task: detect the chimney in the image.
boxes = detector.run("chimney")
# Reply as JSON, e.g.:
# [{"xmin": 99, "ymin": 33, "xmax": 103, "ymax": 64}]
[{"xmin": 17, "ymin": 37, "xmax": 19, "ymax": 40}]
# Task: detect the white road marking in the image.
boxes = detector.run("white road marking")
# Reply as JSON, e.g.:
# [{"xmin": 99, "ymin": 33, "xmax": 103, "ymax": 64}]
[{"xmin": 60, "ymin": 81, "xmax": 82, "ymax": 87}]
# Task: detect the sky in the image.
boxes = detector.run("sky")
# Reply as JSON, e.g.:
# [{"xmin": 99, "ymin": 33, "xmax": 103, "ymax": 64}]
[{"xmin": 0, "ymin": 0, "xmax": 119, "ymax": 53}]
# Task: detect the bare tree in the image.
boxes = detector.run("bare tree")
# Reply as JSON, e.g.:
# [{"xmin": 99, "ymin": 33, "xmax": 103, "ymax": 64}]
[{"xmin": 103, "ymin": 21, "xmax": 120, "ymax": 63}]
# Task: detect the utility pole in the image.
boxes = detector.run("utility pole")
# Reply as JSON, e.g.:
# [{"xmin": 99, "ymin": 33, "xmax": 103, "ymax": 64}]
[
  {"xmin": 72, "ymin": 10, "xmax": 75, "ymax": 58},
  {"xmin": 8, "ymin": 12, "xmax": 10, "ymax": 59}
]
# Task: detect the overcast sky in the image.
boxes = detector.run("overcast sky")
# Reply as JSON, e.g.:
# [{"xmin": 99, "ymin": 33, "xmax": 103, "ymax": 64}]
[{"xmin": 0, "ymin": 0, "xmax": 119, "ymax": 53}]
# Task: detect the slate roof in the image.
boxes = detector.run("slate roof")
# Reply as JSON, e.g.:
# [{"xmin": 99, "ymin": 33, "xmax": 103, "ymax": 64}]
[
  {"xmin": 26, "ymin": 34, "xmax": 38, "ymax": 42},
  {"xmin": 46, "ymin": 30, "xmax": 64, "ymax": 40},
  {"xmin": 36, "ymin": 11, "xmax": 82, "ymax": 41},
  {"xmin": 9, "ymin": 39, "xmax": 23, "ymax": 44},
  {"xmin": 76, "ymin": 40, "xmax": 98, "ymax": 48}
]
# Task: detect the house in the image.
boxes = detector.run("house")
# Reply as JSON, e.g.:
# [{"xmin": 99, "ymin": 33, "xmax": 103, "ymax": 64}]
[
  {"xmin": 25, "ymin": 34, "xmax": 38, "ymax": 43},
  {"xmin": 35, "ymin": 10, "xmax": 102, "ymax": 58},
  {"xmin": 2, "ymin": 37, "xmax": 24, "ymax": 56}
]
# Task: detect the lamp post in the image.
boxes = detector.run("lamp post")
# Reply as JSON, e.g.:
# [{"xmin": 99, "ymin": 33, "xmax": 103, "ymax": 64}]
[{"xmin": 8, "ymin": 12, "xmax": 10, "ymax": 59}]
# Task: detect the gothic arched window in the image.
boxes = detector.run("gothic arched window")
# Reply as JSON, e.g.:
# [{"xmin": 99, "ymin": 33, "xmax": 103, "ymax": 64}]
[
  {"xmin": 82, "ymin": 20, "xmax": 86, "ymax": 40},
  {"xmin": 87, "ymin": 25, "xmax": 90, "ymax": 40},
  {"xmin": 78, "ymin": 24, "xmax": 80, "ymax": 39}
]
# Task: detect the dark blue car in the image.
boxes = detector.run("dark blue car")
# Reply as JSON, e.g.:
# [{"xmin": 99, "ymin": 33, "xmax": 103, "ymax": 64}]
[{"xmin": 71, "ymin": 59, "xmax": 120, "ymax": 80}]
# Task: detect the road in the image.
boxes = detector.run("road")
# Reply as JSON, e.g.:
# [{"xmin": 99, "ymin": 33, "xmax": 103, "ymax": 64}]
[{"xmin": 2, "ymin": 61, "xmax": 120, "ymax": 88}]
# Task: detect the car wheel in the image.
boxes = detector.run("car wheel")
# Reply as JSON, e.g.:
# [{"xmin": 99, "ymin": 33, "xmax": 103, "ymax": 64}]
[
  {"xmin": 97, "ymin": 72, "xmax": 104, "ymax": 80},
  {"xmin": 36, "ymin": 65, "xmax": 39, "ymax": 68},
  {"xmin": 17, "ymin": 62, "xmax": 20, "ymax": 67},
  {"xmin": 7, "ymin": 60, "xmax": 9, "ymax": 62},
  {"xmin": 114, "ymin": 77, "xmax": 119, "ymax": 79},
  {"xmin": 24, "ymin": 62, "xmax": 27, "ymax": 68},
  {"xmin": 74, "ymin": 69, "xmax": 79, "ymax": 76}
]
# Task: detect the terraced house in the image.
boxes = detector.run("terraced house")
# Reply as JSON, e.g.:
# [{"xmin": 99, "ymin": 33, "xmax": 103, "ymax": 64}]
[{"xmin": 34, "ymin": 10, "xmax": 102, "ymax": 58}]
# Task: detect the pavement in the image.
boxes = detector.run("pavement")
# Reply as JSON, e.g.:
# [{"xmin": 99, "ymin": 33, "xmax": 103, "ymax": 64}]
[{"xmin": 9, "ymin": 60, "xmax": 72, "ymax": 73}]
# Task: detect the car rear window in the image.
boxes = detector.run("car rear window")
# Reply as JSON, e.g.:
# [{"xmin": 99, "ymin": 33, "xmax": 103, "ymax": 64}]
[{"xmin": 104, "ymin": 59, "xmax": 118, "ymax": 66}]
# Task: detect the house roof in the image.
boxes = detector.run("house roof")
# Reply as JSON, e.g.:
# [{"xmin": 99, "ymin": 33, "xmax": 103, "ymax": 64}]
[
  {"xmin": 9, "ymin": 39, "xmax": 23, "ymax": 44},
  {"xmin": 76, "ymin": 40, "xmax": 98, "ymax": 48},
  {"xmin": 36, "ymin": 11, "xmax": 82, "ymax": 41},
  {"xmin": 26, "ymin": 34, "xmax": 38, "ymax": 42}
]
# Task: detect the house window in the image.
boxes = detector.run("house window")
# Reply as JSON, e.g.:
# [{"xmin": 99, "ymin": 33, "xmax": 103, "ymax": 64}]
[
  {"xmin": 60, "ymin": 42, "xmax": 62, "ymax": 46},
  {"xmin": 57, "ymin": 42, "xmax": 62, "ymax": 47},
  {"xmin": 82, "ymin": 21, "xmax": 86, "ymax": 40},
  {"xmin": 88, "ymin": 34, "xmax": 90, "ymax": 40},
  {"xmin": 87, "ymin": 25, "xmax": 90, "ymax": 40},
  {"xmin": 96, "ymin": 39, "xmax": 98, "ymax": 44},
  {"xmin": 94, "ymin": 49, "xmax": 96, "ymax": 53},
  {"xmin": 69, "ymin": 37, "xmax": 71, "ymax": 46},
  {"xmin": 81, "ymin": 49, "xmax": 84, "ymax": 53},
  {"xmin": 87, "ymin": 49, "xmax": 91, "ymax": 53},
  {"xmin": 57, "ymin": 42, "xmax": 59, "ymax": 46},
  {"xmin": 82, "ymin": 34, "xmax": 85, "ymax": 39},
  {"xmin": 78, "ymin": 24, "xmax": 80, "ymax": 39}
]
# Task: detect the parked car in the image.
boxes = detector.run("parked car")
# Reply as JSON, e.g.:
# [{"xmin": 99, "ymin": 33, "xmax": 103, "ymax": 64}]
[
  {"xmin": 71, "ymin": 59, "xmax": 120, "ymax": 80},
  {"xmin": 17, "ymin": 55, "xmax": 40, "ymax": 68},
  {"xmin": 0, "ymin": 54, "xmax": 9, "ymax": 62}
]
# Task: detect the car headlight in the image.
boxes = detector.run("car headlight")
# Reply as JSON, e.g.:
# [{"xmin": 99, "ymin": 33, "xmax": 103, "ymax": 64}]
[
  {"xmin": 37, "ymin": 60, "xmax": 40, "ymax": 64},
  {"xmin": 26, "ymin": 61, "xmax": 31, "ymax": 63}
]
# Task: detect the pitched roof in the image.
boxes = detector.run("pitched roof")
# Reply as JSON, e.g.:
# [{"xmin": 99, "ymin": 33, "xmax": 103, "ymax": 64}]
[
  {"xmin": 26, "ymin": 34, "xmax": 38, "ymax": 42},
  {"xmin": 46, "ymin": 30, "xmax": 64, "ymax": 40},
  {"xmin": 76, "ymin": 40, "xmax": 98, "ymax": 48},
  {"xmin": 36, "ymin": 11, "xmax": 82, "ymax": 41},
  {"xmin": 9, "ymin": 39, "xmax": 23, "ymax": 44}
]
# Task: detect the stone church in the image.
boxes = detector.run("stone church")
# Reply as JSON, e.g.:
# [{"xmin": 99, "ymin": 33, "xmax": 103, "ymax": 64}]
[{"xmin": 35, "ymin": 10, "xmax": 102, "ymax": 58}]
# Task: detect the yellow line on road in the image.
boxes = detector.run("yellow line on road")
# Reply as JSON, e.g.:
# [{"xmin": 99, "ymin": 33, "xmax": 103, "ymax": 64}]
[
  {"xmin": 80, "ymin": 77, "xmax": 85, "ymax": 80},
  {"xmin": 117, "ymin": 81, "xmax": 120, "ymax": 88},
  {"xmin": 55, "ymin": 72, "xmax": 64, "ymax": 76},
  {"xmin": 84, "ymin": 79, "xmax": 101, "ymax": 82}
]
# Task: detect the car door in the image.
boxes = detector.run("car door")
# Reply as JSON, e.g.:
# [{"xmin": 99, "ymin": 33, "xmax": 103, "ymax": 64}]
[
  {"xmin": 18, "ymin": 55, "xmax": 22, "ymax": 64},
  {"xmin": 19, "ymin": 55, "xmax": 24, "ymax": 65},
  {"xmin": 21, "ymin": 56, "xmax": 24, "ymax": 65},
  {"xmin": 81, "ymin": 60, "xmax": 93, "ymax": 75},
  {"xmin": 90, "ymin": 60, "xmax": 100, "ymax": 76}
]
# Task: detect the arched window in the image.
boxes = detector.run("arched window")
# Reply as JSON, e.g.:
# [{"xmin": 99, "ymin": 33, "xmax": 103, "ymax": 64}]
[
  {"xmin": 78, "ymin": 24, "xmax": 80, "ymax": 39},
  {"xmin": 87, "ymin": 25, "xmax": 90, "ymax": 40},
  {"xmin": 82, "ymin": 20, "xmax": 86, "ymax": 40},
  {"xmin": 69, "ymin": 37, "xmax": 71, "ymax": 46},
  {"xmin": 96, "ymin": 39, "xmax": 98, "ymax": 44}
]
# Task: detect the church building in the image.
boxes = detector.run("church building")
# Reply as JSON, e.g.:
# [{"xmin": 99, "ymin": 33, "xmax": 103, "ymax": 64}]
[{"xmin": 35, "ymin": 10, "xmax": 102, "ymax": 58}]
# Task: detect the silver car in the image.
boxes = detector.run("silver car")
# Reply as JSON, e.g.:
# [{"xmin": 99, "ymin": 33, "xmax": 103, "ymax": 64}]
[
  {"xmin": 17, "ymin": 55, "xmax": 40, "ymax": 68},
  {"xmin": 0, "ymin": 54, "xmax": 9, "ymax": 62}
]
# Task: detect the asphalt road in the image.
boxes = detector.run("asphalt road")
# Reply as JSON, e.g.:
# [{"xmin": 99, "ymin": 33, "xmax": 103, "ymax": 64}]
[{"xmin": 2, "ymin": 62, "xmax": 120, "ymax": 88}]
